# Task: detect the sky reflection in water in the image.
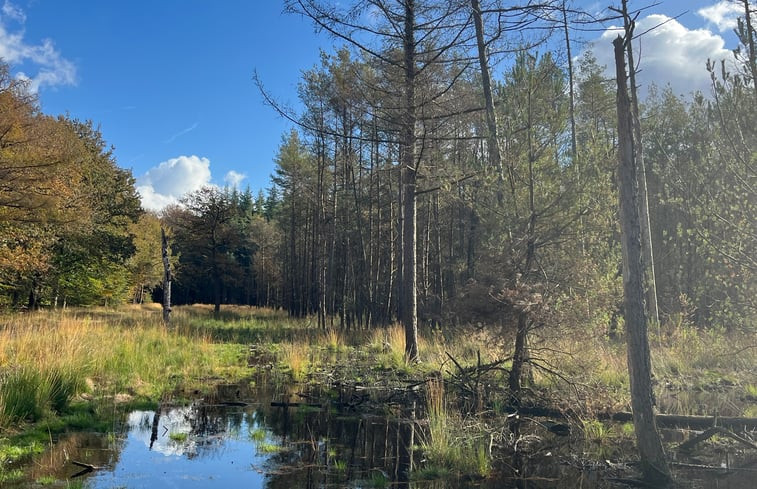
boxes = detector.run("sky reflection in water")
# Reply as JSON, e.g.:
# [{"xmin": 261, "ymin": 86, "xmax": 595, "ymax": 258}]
[{"xmin": 86, "ymin": 407, "xmax": 268, "ymax": 489}]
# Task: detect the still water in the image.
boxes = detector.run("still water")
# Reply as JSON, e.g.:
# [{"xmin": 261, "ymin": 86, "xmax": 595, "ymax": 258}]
[
  {"xmin": 87, "ymin": 407, "xmax": 270, "ymax": 488},
  {"xmin": 18, "ymin": 378, "xmax": 755, "ymax": 488},
  {"xmin": 71, "ymin": 379, "xmax": 449, "ymax": 489}
]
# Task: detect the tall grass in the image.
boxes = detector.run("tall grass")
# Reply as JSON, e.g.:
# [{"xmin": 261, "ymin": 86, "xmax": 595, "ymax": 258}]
[
  {"xmin": 421, "ymin": 375, "xmax": 490, "ymax": 478},
  {"xmin": 279, "ymin": 341, "xmax": 310, "ymax": 382},
  {"xmin": 0, "ymin": 306, "xmax": 239, "ymax": 429}
]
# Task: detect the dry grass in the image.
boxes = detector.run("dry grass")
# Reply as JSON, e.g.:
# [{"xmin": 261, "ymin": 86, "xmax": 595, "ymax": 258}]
[
  {"xmin": 0, "ymin": 305, "xmax": 234, "ymax": 428},
  {"xmin": 320, "ymin": 328, "xmax": 344, "ymax": 352},
  {"xmin": 279, "ymin": 341, "xmax": 310, "ymax": 382}
]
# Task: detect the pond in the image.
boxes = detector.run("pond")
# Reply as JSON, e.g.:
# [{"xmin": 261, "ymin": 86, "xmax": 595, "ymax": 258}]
[{"xmin": 13, "ymin": 377, "xmax": 756, "ymax": 488}]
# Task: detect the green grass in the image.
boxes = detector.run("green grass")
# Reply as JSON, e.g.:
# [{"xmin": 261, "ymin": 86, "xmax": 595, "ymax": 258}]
[
  {"xmin": 256, "ymin": 441, "xmax": 283, "ymax": 453},
  {"xmin": 0, "ymin": 439, "xmax": 44, "ymax": 483},
  {"xmin": 249, "ymin": 428, "xmax": 266, "ymax": 441},
  {"xmin": 169, "ymin": 432, "xmax": 188, "ymax": 442},
  {"xmin": 419, "ymin": 376, "xmax": 491, "ymax": 479},
  {"xmin": 0, "ymin": 468, "xmax": 23, "ymax": 483},
  {"xmin": 36, "ymin": 475, "xmax": 57, "ymax": 485}
]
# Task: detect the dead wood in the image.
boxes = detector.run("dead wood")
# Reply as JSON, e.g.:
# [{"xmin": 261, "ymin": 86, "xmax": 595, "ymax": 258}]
[
  {"xmin": 609, "ymin": 412, "xmax": 757, "ymax": 430},
  {"xmin": 677, "ymin": 426, "xmax": 757, "ymax": 452},
  {"xmin": 71, "ymin": 460, "xmax": 103, "ymax": 478}
]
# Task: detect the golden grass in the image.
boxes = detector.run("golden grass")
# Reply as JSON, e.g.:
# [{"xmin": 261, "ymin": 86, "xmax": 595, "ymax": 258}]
[
  {"xmin": 320, "ymin": 328, "xmax": 344, "ymax": 352},
  {"xmin": 0, "ymin": 305, "xmax": 240, "ymax": 428},
  {"xmin": 279, "ymin": 341, "xmax": 310, "ymax": 382}
]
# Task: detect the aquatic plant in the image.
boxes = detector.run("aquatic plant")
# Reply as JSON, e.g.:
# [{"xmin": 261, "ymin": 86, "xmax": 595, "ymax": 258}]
[
  {"xmin": 420, "ymin": 375, "xmax": 491, "ymax": 478},
  {"xmin": 168, "ymin": 432, "xmax": 188, "ymax": 442}
]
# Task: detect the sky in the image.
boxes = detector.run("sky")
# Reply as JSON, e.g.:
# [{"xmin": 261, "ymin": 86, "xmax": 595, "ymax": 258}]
[{"xmin": 0, "ymin": 0, "xmax": 747, "ymax": 212}]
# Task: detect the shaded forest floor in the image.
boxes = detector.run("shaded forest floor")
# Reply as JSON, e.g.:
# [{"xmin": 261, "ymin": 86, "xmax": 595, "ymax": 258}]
[{"xmin": 1, "ymin": 304, "xmax": 755, "ymax": 486}]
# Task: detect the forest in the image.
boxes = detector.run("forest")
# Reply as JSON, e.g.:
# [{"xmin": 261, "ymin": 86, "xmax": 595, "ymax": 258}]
[{"xmin": 0, "ymin": 0, "xmax": 755, "ymax": 487}]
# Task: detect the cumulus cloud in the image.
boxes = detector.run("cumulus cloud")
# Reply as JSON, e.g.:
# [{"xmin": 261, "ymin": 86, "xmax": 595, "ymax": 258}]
[
  {"xmin": 224, "ymin": 170, "xmax": 246, "ymax": 188},
  {"xmin": 698, "ymin": 1, "xmax": 743, "ymax": 32},
  {"xmin": 587, "ymin": 14, "xmax": 731, "ymax": 96},
  {"xmin": 136, "ymin": 155, "xmax": 212, "ymax": 212},
  {"xmin": 0, "ymin": 0, "xmax": 76, "ymax": 92}
]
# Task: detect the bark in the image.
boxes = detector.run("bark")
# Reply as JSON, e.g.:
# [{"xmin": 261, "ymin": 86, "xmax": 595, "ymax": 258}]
[
  {"xmin": 621, "ymin": 0, "xmax": 659, "ymax": 325},
  {"xmin": 562, "ymin": 0, "xmax": 577, "ymax": 161},
  {"xmin": 161, "ymin": 226, "xmax": 172, "ymax": 324},
  {"xmin": 471, "ymin": 0, "xmax": 503, "ymax": 178},
  {"xmin": 613, "ymin": 35, "xmax": 671, "ymax": 485},
  {"xmin": 401, "ymin": 0, "xmax": 419, "ymax": 361},
  {"xmin": 741, "ymin": 0, "xmax": 757, "ymax": 100}
]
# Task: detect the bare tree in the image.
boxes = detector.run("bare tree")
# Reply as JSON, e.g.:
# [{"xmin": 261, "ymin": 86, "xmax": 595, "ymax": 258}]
[
  {"xmin": 285, "ymin": 0, "xmax": 473, "ymax": 360},
  {"xmin": 160, "ymin": 226, "xmax": 172, "ymax": 324},
  {"xmin": 613, "ymin": 33, "xmax": 671, "ymax": 485},
  {"xmin": 612, "ymin": 0, "xmax": 660, "ymax": 325}
]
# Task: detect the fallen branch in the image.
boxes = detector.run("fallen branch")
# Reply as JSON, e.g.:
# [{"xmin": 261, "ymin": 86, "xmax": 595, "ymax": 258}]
[
  {"xmin": 71, "ymin": 460, "xmax": 103, "ymax": 478},
  {"xmin": 609, "ymin": 412, "xmax": 757, "ymax": 429},
  {"xmin": 270, "ymin": 401, "xmax": 322, "ymax": 409},
  {"xmin": 671, "ymin": 461, "xmax": 757, "ymax": 473},
  {"xmin": 678, "ymin": 426, "xmax": 757, "ymax": 452}
]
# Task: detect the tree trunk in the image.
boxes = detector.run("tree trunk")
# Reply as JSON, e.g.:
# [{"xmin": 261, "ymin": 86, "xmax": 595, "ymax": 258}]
[
  {"xmin": 471, "ymin": 0, "xmax": 503, "ymax": 178},
  {"xmin": 613, "ymin": 35, "xmax": 671, "ymax": 485},
  {"xmin": 161, "ymin": 226, "xmax": 172, "ymax": 324},
  {"xmin": 621, "ymin": 0, "xmax": 659, "ymax": 326},
  {"xmin": 402, "ymin": 0, "xmax": 419, "ymax": 361},
  {"xmin": 740, "ymin": 0, "xmax": 757, "ymax": 100}
]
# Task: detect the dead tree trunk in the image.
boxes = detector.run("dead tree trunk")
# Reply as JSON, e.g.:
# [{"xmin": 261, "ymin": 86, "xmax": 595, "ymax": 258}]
[
  {"xmin": 161, "ymin": 226, "xmax": 172, "ymax": 324},
  {"xmin": 471, "ymin": 0, "xmax": 503, "ymax": 178},
  {"xmin": 613, "ymin": 35, "xmax": 671, "ymax": 485},
  {"xmin": 619, "ymin": 0, "xmax": 659, "ymax": 325}
]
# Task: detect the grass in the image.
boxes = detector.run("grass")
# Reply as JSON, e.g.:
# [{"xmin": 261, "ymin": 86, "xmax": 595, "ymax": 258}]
[
  {"xmin": 256, "ymin": 441, "xmax": 283, "ymax": 453},
  {"xmin": 279, "ymin": 341, "xmax": 310, "ymax": 381},
  {"xmin": 249, "ymin": 428, "xmax": 266, "ymax": 442},
  {"xmin": 35, "ymin": 475, "xmax": 57, "ymax": 485},
  {"xmin": 0, "ymin": 305, "xmax": 254, "ymax": 430},
  {"xmin": 531, "ymin": 321, "xmax": 757, "ymax": 417},
  {"xmin": 0, "ymin": 304, "xmax": 258, "ymax": 485},
  {"xmin": 2, "ymin": 303, "xmax": 755, "ymax": 484},
  {"xmin": 0, "ymin": 439, "xmax": 44, "ymax": 483},
  {"xmin": 169, "ymin": 432, "xmax": 188, "ymax": 442},
  {"xmin": 420, "ymin": 375, "xmax": 491, "ymax": 479}
]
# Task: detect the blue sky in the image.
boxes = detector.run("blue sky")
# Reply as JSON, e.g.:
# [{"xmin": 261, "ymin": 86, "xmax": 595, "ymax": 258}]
[{"xmin": 0, "ymin": 0, "xmax": 745, "ymax": 211}]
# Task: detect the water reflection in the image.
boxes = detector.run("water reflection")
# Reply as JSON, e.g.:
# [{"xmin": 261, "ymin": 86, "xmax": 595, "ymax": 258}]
[
  {"xmin": 78, "ymin": 382, "xmax": 441, "ymax": 489},
  {"xmin": 87, "ymin": 405, "xmax": 269, "ymax": 488},
  {"xmin": 15, "ymin": 377, "xmax": 754, "ymax": 488}
]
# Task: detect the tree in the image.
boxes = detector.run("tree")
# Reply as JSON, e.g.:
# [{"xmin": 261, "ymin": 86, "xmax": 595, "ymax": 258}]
[
  {"xmin": 161, "ymin": 226, "xmax": 172, "ymax": 324},
  {"xmin": 613, "ymin": 34, "xmax": 671, "ymax": 484},
  {"xmin": 167, "ymin": 187, "xmax": 241, "ymax": 314},
  {"xmin": 285, "ymin": 0, "xmax": 475, "ymax": 360}
]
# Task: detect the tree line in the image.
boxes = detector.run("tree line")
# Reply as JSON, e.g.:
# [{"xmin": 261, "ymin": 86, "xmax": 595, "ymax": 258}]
[
  {"xmin": 0, "ymin": 63, "xmax": 152, "ymax": 308},
  {"xmin": 2, "ymin": 1, "xmax": 753, "ymax": 340},
  {"xmin": 2, "ymin": 1, "xmax": 754, "ymax": 483}
]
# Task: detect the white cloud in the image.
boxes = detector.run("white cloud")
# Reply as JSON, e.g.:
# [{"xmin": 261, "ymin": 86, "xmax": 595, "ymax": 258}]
[
  {"xmin": 588, "ymin": 14, "xmax": 732, "ymax": 97},
  {"xmin": 698, "ymin": 1, "xmax": 743, "ymax": 32},
  {"xmin": 2, "ymin": 0, "xmax": 25, "ymax": 23},
  {"xmin": 224, "ymin": 170, "xmax": 246, "ymax": 188},
  {"xmin": 137, "ymin": 155, "xmax": 212, "ymax": 212},
  {"xmin": 0, "ymin": 1, "xmax": 76, "ymax": 92}
]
